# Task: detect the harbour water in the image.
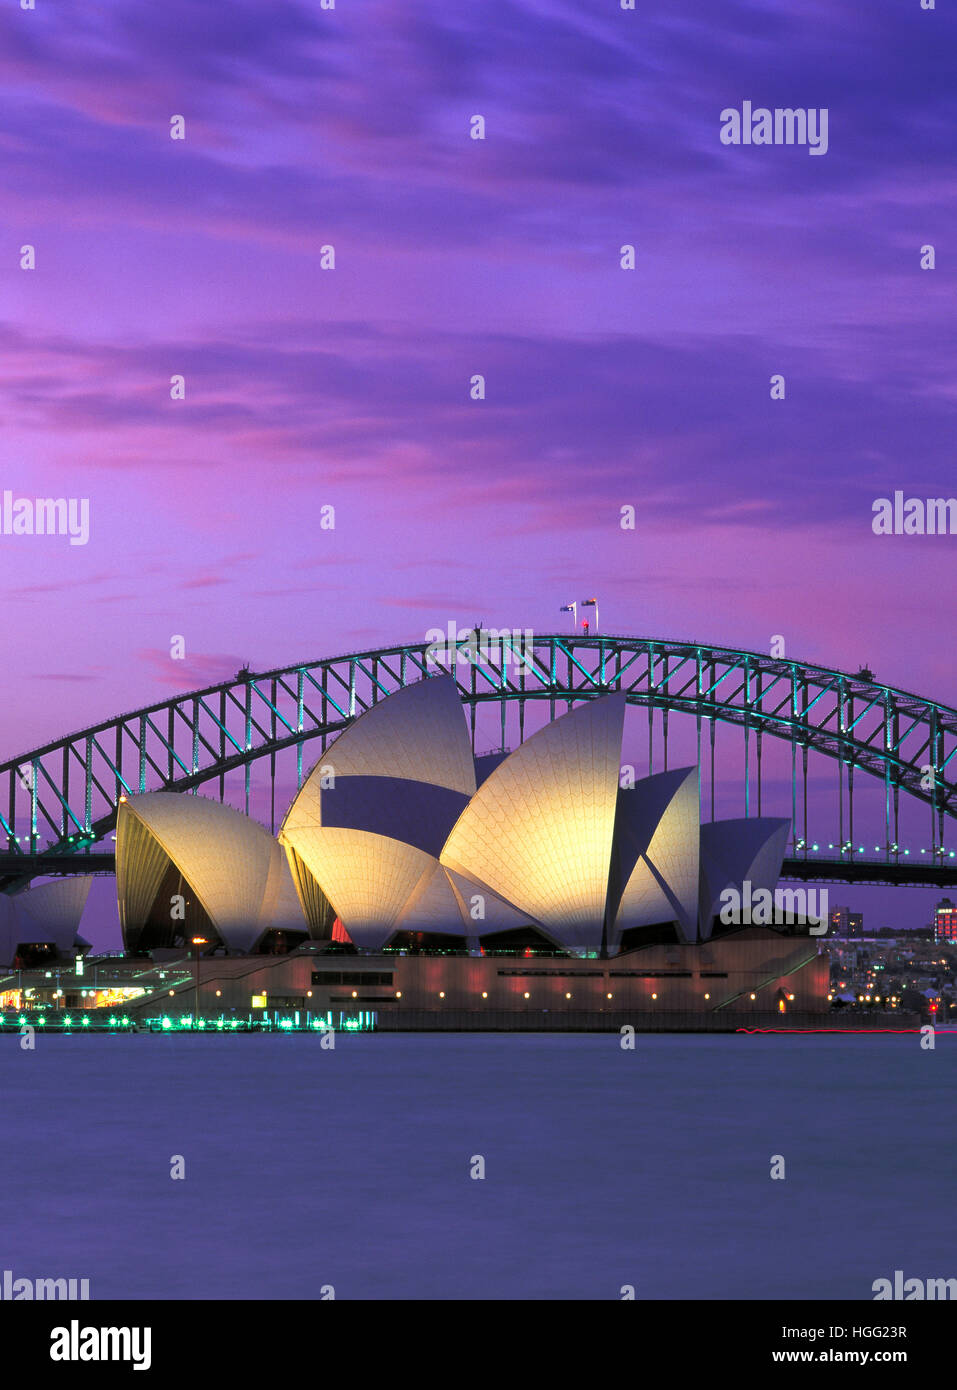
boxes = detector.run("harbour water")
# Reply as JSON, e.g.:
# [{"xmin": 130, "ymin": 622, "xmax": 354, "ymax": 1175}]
[{"xmin": 1, "ymin": 1033, "xmax": 952, "ymax": 1300}]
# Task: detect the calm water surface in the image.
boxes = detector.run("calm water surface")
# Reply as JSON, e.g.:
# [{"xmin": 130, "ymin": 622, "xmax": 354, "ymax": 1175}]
[{"xmin": 2, "ymin": 1032, "xmax": 953, "ymax": 1299}]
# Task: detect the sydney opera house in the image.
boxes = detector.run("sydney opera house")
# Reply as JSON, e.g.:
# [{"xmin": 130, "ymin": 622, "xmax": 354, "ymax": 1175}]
[
  {"xmin": 0, "ymin": 676, "xmax": 828, "ymax": 1027},
  {"xmin": 0, "ymin": 877, "xmax": 91, "ymax": 970}
]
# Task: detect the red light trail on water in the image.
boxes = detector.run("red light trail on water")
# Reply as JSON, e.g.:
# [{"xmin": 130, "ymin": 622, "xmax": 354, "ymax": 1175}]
[{"xmin": 736, "ymin": 1027, "xmax": 957, "ymax": 1035}]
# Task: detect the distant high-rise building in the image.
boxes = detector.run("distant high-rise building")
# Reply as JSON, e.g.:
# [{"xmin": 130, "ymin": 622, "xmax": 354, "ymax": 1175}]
[
  {"xmin": 934, "ymin": 898, "xmax": 957, "ymax": 944},
  {"xmin": 829, "ymin": 905, "xmax": 863, "ymax": 939}
]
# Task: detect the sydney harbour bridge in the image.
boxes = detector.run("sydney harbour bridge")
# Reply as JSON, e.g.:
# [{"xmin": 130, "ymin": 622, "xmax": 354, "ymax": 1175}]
[{"xmin": 1, "ymin": 633, "xmax": 956, "ymax": 895}]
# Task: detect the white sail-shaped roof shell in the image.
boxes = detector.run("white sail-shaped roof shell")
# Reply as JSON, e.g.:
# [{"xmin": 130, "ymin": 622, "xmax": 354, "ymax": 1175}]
[
  {"xmin": 16, "ymin": 876, "xmax": 92, "ymax": 941},
  {"xmin": 261, "ymin": 835, "xmax": 309, "ymax": 933},
  {"xmin": 444, "ymin": 868, "xmax": 539, "ymax": 936},
  {"xmin": 441, "ymin": 695, "xmax": 625, "ymax": 951},
  {"xmin": 0, "ymin": 877, "xmax": 92, "ymax": 966},
  {"xmin": 117, "ymin": 793, "xmax": 306, "ymax": 954},
  {"xmin": 611, "ymin": 857, "xmax": 681, "ymax": 944},
  {"xmin": 280, "ymin": 832, "xmax": 538, "ymax": 947},
  {"xmin": 282, "ymin": 826, "xmax": 437, "ymax": 950},
  {"xmin": 399, "ymin": 862, "xmax": 470, "ymax": 936},
  {"xmin": 316, "ymin": 775, "xmax": 469, "ymax": 858},
  {"xmin": 698, "ymin": 817, "xmax": 790, "ymax": 939},
  {"xmin": 612, "ymin": 769, "xmax": 700, "ymax": 946},
  {"xmin": 281, "ymin": 675, "xmax": 476, "ymax": 848},
  {"xmin": 394, "ymin": 864, "xmax": 539, "ymax": 940}
]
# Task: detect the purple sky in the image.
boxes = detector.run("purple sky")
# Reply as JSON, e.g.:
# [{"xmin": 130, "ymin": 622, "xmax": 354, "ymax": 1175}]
[{"xmin": 0, "ymin": 0, "xmax": 954, "ymax": 945}]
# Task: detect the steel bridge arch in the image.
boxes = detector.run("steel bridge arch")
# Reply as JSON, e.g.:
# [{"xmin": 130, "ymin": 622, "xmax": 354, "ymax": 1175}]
[{"xmin": 1, "ymin": 634, "xmax": 955, "ymax": 887}]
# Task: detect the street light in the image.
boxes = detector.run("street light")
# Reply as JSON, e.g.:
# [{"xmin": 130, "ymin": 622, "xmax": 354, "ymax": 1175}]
[{"xmin": 191, "ymin": 937, "xmax": 208, "ymax": 1027}]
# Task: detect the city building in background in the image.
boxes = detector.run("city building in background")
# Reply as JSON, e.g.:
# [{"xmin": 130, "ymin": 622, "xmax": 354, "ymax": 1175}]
[
  {"xmin": 934, "ymin": 897, "xmax": 957, "ymax": 943},
  {"xmin": 829, "ymin": 905, "xmax": 864, "ymax": 939}
]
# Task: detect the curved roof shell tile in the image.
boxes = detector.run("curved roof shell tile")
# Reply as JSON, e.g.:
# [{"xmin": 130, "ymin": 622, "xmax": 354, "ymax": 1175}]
[
  {"xmin": 117, "ymin": 793, "xmax": 305, "ymax": 953},
  {"xmin": 441, "ymin": 695, "xmax": 625, "ymax": 951}
]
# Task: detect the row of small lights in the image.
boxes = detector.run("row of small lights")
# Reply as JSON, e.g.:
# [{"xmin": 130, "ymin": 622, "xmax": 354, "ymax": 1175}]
[
  {"xmin": 827, "ymin": 992, "xmax": 905, "ymax": 1004},
  {"xmin": 158, "ymin": 1017, "xmax": 247, "ymax": 1030},
  {"xmin": 795, "ymin": 838, "xmax": 954, "ymax": 858},
  {"xmin": 17, "ymin": 993, "xmax": 791, "ymax": 1016},
  {"xmin": 12, "ymin": 1014, "xmax": 133, "ymax": 1027},
  {"xmin": 391, "ymin": 989, "xmax": 790, "ymax": 1003},
  {"xmin": 159, "ymin": 1017, "xmax": 340, "ymax": 1031},
  {"xmin": 33, "ymin": 985, "xmax": 793, "ymax": 1011}
]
